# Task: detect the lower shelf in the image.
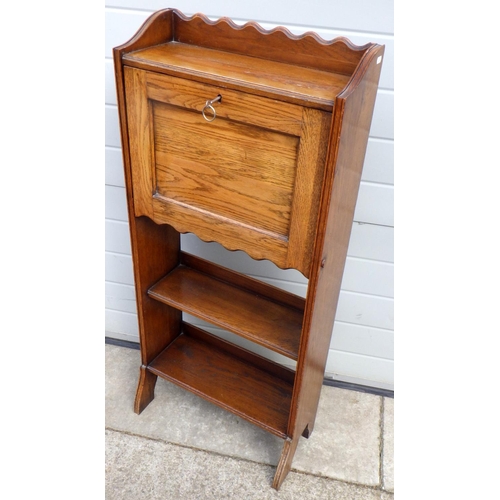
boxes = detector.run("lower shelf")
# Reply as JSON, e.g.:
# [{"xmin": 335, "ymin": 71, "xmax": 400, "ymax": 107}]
[{"xmin": 148, "ymin": 323, "xmax": 294, "ymax": 438}]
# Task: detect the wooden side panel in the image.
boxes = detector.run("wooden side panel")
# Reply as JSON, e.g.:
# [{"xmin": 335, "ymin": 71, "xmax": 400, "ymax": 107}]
[
  {"xmin": 130, "ymin": 217, "xmax": 182, "ymax": 366},
  {"xmin": 288, "ymin": 45, "xmax": 385, "ymax": 438},
  {"xmin": 114, "ymin": 22, "xmax": 183, "ymax": 409},
  {"xmin": 113, "ymin": 8, "xmax": 174, "ymax": 54}
]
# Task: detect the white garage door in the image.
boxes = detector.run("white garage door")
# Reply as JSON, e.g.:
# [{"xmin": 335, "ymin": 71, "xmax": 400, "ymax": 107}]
[{"xmin": 105, "ymin": 0, "xmax": 394, "ymax": 390}]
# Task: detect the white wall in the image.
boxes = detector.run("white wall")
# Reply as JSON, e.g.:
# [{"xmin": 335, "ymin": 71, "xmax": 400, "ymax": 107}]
[{"xmin": 105, "ymin": 0, "xmax": 394, "ymax": 390}]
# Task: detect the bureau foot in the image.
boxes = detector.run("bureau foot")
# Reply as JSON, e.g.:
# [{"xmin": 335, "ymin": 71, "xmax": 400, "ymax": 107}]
[
  {"xmin": 272, "ymin": 435, "xmax": 300, "ymax": 490},
  {"xmin": 302, "ymin": 423, "xmax": 314, "ymax": 439},
  {"xmin": 134, "ymin": 366, "xmax": 157, "ymax": 414}
]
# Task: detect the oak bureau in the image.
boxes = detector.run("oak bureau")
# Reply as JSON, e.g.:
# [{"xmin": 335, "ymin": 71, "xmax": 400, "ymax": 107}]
[{"xmin": 113, "ymin": 8, "xmax": 384, "ymax": 489}]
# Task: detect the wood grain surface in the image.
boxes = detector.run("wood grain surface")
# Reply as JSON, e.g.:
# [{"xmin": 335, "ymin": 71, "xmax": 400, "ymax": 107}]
[
  {"xmin": 125, "ymin": 42, "xmax": 351, "ymax": 110},
  {"xmin": 288, "ymin": 45, "xmax": 385, "ymax": 441},
  {"xmin": 123, "ymin": 66, "xmax": 330, "ymax": 275},
  {"xmin": 145, "ymin": 70, "xmax": 305, "ymax": 136},
  {"xmin": 153, "ymin": 101, "xmax": 298, "ymax": 236},
  {"xmin": 148, "ymin": 264, "xmax": 304, "ymax": 360},
  {"xmin": 123, "ymin": 67, "xmax": 154, "ymax": 218},
  {"xmin": 148, "ymin": 323, "xmax": 294, "ymax": 438}
]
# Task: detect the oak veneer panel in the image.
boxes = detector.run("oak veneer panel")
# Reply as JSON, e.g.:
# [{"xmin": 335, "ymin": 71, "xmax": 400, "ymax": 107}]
[
  {"xmin": 125, "ymin": 67, "xmax": 332, "ymax": 277},
  {"xmin": 124, "ymin": 42, "xmax": 351, "ymax": 111},
  {"xmin": 148, "ymin": 265, "xmax": 303, "ymax": 360},
  {"xmin": 123, "ymin": 66, "xmax": 330, "ymax": 276},
  {"xmin": 148, "ymin": 324, "xmax": 293, "ymax": 438},
  {"xmin": 153, "ymin": 101, "xmax": 298, "ymax": 237}
]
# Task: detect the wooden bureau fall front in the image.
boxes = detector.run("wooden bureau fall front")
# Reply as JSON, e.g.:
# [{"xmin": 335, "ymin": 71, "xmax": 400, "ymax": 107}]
[{"xmin": 113, "ymin": 8, "xmax": 383, "ymax": 490}]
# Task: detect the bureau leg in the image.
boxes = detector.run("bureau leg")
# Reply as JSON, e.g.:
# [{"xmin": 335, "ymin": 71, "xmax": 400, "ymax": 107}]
[
  {"xmin": 272, "ymin": 435, "xmax": 300, "ymax": 490},
  {"xmin": 134, "ymin": 365, "xmax": 157, "ymax": 414}
]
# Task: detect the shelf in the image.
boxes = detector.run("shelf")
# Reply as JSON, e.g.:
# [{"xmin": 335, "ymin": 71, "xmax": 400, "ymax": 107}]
[
  {"xmin": 123, "ymin": 42, "xmax": 351, "ymax": 110},
  {"xmin": 148, "ymin": 255, "xmax": 304, "ymax": 360},
  {"xmin": 148, "ymin": 323, "xmax": 294, "ymax": 438}
]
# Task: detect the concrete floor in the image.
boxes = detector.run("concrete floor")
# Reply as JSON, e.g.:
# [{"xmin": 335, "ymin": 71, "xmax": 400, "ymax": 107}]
[{"xmin": 105, "ymin": 344, "xmax": 394, "ymax": 499}]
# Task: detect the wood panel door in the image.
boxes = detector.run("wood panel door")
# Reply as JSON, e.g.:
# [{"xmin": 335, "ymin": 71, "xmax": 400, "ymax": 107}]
[{"xmin": 124, "ymin": 67, "xmax": 331, "ymax": 277}]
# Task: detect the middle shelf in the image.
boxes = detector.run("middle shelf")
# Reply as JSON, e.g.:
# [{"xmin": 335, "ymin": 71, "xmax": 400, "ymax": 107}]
[{"xmin": 147, "ymin": 252, "xmax": 305, "ymax": 360}]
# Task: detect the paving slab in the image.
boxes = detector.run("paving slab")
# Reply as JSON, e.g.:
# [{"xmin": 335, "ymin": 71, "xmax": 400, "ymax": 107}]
[
  {"xmin": 293, "ymin": 387, "xmax": 381, "ymax": 485},
  {"xmin": 106, "ymin": 344, "xmax": 382, "ymax": 487},
  {"xmin": 106, "ymin": 429, "xmax": 393, "ymax": 500},
  {"xmin": 382, "ymin": 397, "xmax": 394, "ymax": 492}
]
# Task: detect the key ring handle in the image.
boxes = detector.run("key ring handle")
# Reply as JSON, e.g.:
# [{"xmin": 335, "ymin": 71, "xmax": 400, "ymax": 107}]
[{"xmin": 202, "ymin": 95, "xmax": 222, "ymax": 122}]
